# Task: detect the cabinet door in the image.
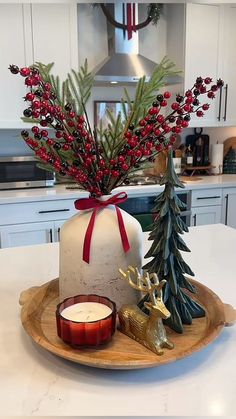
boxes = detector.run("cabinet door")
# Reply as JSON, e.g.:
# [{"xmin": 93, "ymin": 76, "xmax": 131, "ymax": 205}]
[
  {"xmin": 221, "ymin": 6, "xmax": 236, "ymax": 126},
  {"xmin": 0, "ymin": 4, "xmax": 33, "ymax": 128},
  {"xmin": 191, "ymin": 206, "xmax": 222, "ymax": 226},
  {"xmin": 184, "ymin": 4, "xmax": 222, "ymax": 127},
  {"xmin": 31, "ymin": 3, "xmax": 78, "ymax": 79},
  {"xmin": 222, "ymin": 189, "xmax": 236, "ymax": 228},
  {"xmin": 0, "ymin": 221, "xmax": 54, "ymax": 248}
]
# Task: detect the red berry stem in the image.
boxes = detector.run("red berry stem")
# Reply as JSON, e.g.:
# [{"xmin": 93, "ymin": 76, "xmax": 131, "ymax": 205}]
[{"xmin": 10, "ymin": 64, "xmax": 223, "ymax": 196}]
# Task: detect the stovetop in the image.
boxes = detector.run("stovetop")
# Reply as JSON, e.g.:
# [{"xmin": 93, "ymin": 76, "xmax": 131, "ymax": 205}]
[
  {"xmin": 124, "ymin": 176, "xmax": 161, "ymax": 186},
  {"xmin": 64, "ymin": 176, "xmax": 161, "ymax": 190}
]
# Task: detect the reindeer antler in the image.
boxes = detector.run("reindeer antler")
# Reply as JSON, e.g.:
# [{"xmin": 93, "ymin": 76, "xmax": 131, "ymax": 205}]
[
  {"xmin": 119, "ymin": 267, "xmax": 166, "ymax": 304},
  {"xmin": 119, "ymin": 267, "xmax": 149, "ymax": 293},
  {"xmin": 149, "ymin": 273, "xmax": 166, "ymax": 303},
  {"xmin": 149, "ymin": 273, "xmax": 166, "ymax": 291}
]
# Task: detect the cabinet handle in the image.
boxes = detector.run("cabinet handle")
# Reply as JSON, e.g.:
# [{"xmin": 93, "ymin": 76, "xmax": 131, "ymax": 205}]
[
  {"xmin": 217, "ymin": 85, "xmax": 223, "ymax": 121},
  {"xmin": 196, "ymin": 196, "xmax": 221, "ymax": 200},
  {"xmin": 49, "ymin": 228, "xmax": 53, "ymax": 243},
  {"xmin": 38, "ymin": 209, "xmax": 70, "ymax": 214},
  {"xmin": 225, "ymin": 194, "xmax": 229, "ymax": 225},
  {"xmin": 223, "ymin": 84, "xmax": 228, "ymax": 121},
  {"xmin": 193, "ymin": 214, "xmax": 197, "ymax": 226},
  {"xmin": 57, "ymin": 227, "xmax": 61, "ymax": 241}
]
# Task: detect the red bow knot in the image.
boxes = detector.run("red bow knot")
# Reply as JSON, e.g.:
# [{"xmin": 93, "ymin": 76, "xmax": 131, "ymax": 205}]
[{"xmin": 74, "ymin": 192, "xmax": 130, "ymax": 264}]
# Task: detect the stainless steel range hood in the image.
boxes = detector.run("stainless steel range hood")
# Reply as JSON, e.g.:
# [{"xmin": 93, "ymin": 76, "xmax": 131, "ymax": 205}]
[{"xmin": 93, "ymin": 4, "xmax": 160, "ymax": 85}]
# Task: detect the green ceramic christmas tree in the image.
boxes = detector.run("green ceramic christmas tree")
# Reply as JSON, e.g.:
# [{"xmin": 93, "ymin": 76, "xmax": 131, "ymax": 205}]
[
  {"xmin": 138, "ymin": 151, "xmax": 205, "ymax": 333},
  {"xmin": 223, "ymin": 147, "xmax": 236, "ymax": 174}
]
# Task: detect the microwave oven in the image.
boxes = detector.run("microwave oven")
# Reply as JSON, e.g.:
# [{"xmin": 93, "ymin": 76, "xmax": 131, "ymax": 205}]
[{"xmin": 0, "ymin": 156, "xmax": 55, "ymax": 190}]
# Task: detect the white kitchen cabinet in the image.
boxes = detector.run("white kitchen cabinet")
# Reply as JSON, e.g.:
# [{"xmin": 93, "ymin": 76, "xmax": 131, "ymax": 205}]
[
  {"xmin": 31, "ymin": 3, "xmax": 78, "ymax": 80},
  {"xmin": 0, "ymin": 3, "xmax": 78, "ymax": 129},
  {"xmin": 0, "ymin": 197, "xmax": 77, "ymax": 248},
  {"xmin": 191, "ymin": 205, "xmax": 222, "ymax": 226},
  {"xmin": 0, "ymin": 217, "xmax": 70, "ymax": 248},
  {"xmin": 191, "ymin": 188, "xmax": 222, "ymax": 207},
  {"xmin": 220, "ymin": 5, "xmax": 236, "ymax": 126},
  {"xmin": 222, "ymin": 188, "xmax": 236, "ymax": 229},
  {"xmin": 167, "ymin": 4, "xmax": 236, "ymax": 127},
  {"xmin": 0, "ymin": 221, "xmax": 54, "ymax": 248},
  {"xmin": 191, "ymin": 188, "xmax": 222, "ymax": 226},
  {"xmin": 184, "ymin": 3, "xmax": 222, "ymax": 127},
  {"xmin": 0, "ymin": 4, "xmax": 29, "ymax": 129},
  {"xmin": 0, "ymin": 198, "xmax": 76, "ymax": 225}
]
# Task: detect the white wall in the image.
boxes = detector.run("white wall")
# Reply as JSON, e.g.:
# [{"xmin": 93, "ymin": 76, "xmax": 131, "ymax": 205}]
[
  {"xmin": 139, "ymin": 4, "xmax": 167, "ymax": 64},
  {"xmin": 0, "ymin": 130, "xmax": 33, "ymax": 156}
]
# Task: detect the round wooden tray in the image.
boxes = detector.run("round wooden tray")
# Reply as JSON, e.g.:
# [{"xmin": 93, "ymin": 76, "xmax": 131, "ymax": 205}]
[{"xmin": 19, "ymin": 278, "xmax": 236, "ymax": 370}]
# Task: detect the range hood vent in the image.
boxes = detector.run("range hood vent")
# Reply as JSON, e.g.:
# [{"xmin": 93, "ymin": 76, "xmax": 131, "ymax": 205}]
[
  {"xmin": 94, "ymin": 52, "xmax": 157, "ymax": 84},
  {"xmin": 93, "ymin": 4, "xmax": 180, "ymax": 86}
]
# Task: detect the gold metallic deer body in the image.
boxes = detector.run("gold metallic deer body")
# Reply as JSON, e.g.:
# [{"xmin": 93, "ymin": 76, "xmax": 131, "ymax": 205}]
[{"xmin": 118, "ymin": 267, "xmax": 174, "ymax": 355}]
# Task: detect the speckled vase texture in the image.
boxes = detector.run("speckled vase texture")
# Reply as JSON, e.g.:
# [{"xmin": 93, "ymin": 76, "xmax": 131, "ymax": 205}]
[{"xmin": 59, "ymin": 204, "xmax": 143, "ymax": 309}]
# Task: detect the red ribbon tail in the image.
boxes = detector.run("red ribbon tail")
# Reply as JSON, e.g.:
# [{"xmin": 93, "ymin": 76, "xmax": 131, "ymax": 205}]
[
  {"xmin": 83, "ymin": 208, "xmax": 98, "ymax": 264},
  {"xmin": 133, "ymin": 3, "xmax": 136, "ymax": 32},
  {"xmin": 127, "ymin": 3, "xmax": 132, "ymax": 40},
  {"xmin": 116, "ymin": 207, "xmax": 130, "ymax": 253}
]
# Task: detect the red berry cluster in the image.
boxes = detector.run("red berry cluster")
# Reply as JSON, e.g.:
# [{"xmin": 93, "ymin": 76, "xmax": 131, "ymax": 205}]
[
  {"xmin": 9, "ymin": 64, "xmax": 223, "ymax": 197},
  {"xmin": 122, "ymin": 77, "xmax": 224, "ymax": 162}
]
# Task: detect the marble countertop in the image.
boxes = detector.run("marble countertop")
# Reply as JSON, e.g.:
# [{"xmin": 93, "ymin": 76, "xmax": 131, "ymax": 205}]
[
  {"xmin": 0, "ymin": 224, "xmax": 235, "ymax": 416},
  {"xmin": 0, "ymin": 174, "xmax": 236, "ymax": 205}
]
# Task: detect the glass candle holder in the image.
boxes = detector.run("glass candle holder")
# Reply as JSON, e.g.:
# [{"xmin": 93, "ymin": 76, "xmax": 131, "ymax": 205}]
[{"xmin": 56, "ymin": 294, "xmax": 116, "ymax": 347}]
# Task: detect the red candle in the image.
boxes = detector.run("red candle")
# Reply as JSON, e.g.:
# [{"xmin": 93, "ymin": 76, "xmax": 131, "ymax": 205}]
[{"xmin": 56, "ymin": 294, "xmax": 116, "ymax": 347}]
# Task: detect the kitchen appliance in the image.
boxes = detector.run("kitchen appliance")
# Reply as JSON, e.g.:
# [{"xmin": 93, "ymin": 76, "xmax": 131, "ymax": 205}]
[
  {"xmin": 125, "ymin": 176, "xmax": 160, "ymax": 186},
  {"xmin": 93, "ymin": 3, "xmax": 181, "ymax": 85},
  {"xmin": 185, "ymin": 128, "xmax": 210, "ymax": 166},
  {"xmin": 65, "ymin": 177, "xmax": 191, "ymax": 230},
  {"xmin": 65, "ymin": 176, "xmax": 162, "ymax": 189},
  {"xmin": 118, "ymin": 190, "xmax": 191, "ymax": 231},
  {"xmin": 0, "ymin": 156, "xmax": 55, "ymax": 190}
]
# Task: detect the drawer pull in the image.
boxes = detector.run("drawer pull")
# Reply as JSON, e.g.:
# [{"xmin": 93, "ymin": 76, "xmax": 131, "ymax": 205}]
[
  {"xmin": 57, "ymin": 227, "xmax": 61, "ymax": 241},
  {"xmin": 38, "ymin": 209, "xmax": 70, "ymax": 214},
  {"xmin": 196, "ymin": 196, "xmax": 221, "ymax": 200},
  {"xmin": 193, "ymin": 214, "xmax": 197, "ymax": 226},
  {"xmin": 49, "ymin": 228, "xmax": 53, "ymax": 243}
]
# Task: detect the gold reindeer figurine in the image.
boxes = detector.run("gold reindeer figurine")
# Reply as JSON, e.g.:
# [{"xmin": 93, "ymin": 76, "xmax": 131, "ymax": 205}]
[{"xmin": 118, "ymin": 267, "xmax": 174, "ymax": 355}]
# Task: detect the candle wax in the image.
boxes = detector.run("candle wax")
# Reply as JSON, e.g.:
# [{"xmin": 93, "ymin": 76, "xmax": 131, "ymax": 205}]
[{"xmin": 61, "ymin": 302, "xmax": 112, "ymax": 322}]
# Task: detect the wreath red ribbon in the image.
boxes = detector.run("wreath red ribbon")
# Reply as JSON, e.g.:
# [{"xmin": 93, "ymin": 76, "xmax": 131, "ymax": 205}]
[{"xmin": 74, "ymin": 192, "xmax": 130, "ymax": 264}]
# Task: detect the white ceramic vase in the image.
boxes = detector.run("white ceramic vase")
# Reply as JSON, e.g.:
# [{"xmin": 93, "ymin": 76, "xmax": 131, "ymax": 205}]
[{"xmin": 59, "ymin": 196, "xmax": 143, "ymax": 309}]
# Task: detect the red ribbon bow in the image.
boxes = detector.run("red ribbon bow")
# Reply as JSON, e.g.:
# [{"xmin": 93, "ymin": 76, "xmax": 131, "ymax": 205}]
[{"xmin": 74, "ymin": 192, "xmax": 130, "ymax": 264}]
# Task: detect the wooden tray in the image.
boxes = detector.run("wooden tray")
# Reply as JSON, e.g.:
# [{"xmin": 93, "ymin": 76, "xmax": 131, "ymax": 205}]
[{"xmin": 19, "ymin": 279, "xmax": 236, "ymax": 370}]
